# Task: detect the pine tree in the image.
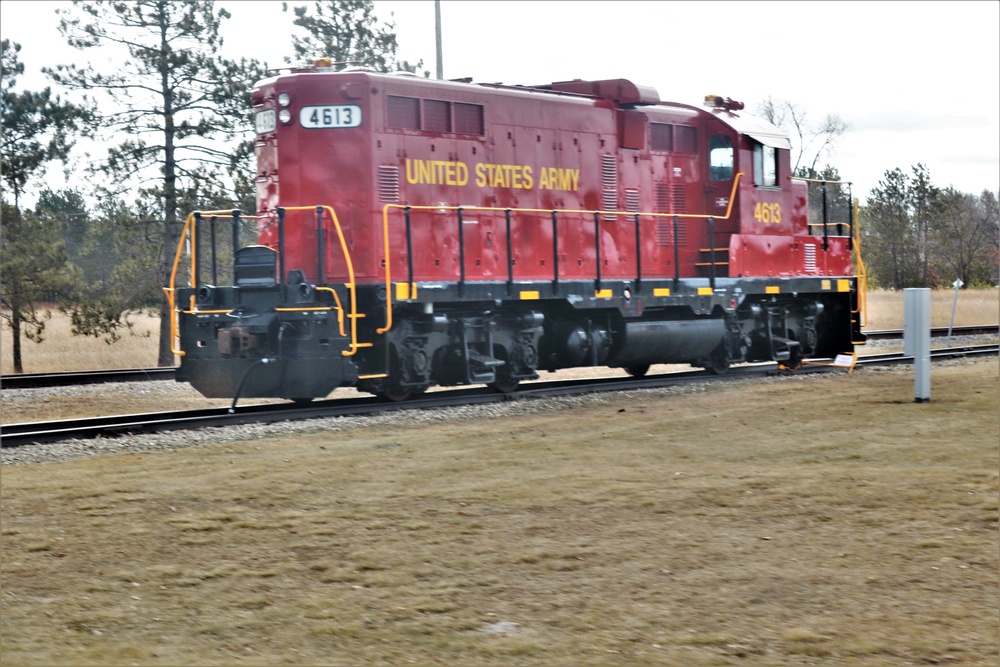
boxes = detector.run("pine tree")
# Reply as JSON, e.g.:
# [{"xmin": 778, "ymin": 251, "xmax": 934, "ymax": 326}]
[
  {"xmin": 283, "ymin": 0, "xmax": 425, "ymax": 73},
  {"xmin": 1, "ymin": 39, "xmax": 90, "ymax": 206},
  {"xmin": 46, "ymin": 1, "xmax": 266, "ymax": 366}
]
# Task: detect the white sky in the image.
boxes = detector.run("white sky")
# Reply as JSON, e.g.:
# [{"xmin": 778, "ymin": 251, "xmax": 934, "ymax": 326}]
[{"xmin": 2, "ymin": 0, "xmax": 998, "ymax": 204}]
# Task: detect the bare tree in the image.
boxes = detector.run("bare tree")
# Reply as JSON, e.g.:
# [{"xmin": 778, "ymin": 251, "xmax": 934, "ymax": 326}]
[{"xmin": 756, "ymin": 95, "xmax": 849, "ymax": 175}]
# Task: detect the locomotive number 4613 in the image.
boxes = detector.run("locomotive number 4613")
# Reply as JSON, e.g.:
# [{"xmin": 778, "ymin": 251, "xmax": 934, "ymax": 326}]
[
  {"xmin": 300, "ymin": 104, "xmax": 363, "ymax": 129},
  {"xmin": 753, "ymin": 201, "xmax": 782, "ymax": 224}
]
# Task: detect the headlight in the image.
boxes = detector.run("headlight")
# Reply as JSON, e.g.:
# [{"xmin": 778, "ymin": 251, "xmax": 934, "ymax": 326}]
[
  {"xmin": 278, "ymin": 109, "xmax": 292, "ymax": 124},
  {"xmin": 277, "ymin": 92, "xmax": 291, "ymax": 107}
]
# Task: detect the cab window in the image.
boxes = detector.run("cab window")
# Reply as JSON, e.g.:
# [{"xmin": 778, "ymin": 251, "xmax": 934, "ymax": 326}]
[
  {"xmin": 709, "ymin": 134, "xmax": 733, "ymax": 181},
  {"xmin": 753, "ymin": 142, "xmax": 778, "ymax": 187}
]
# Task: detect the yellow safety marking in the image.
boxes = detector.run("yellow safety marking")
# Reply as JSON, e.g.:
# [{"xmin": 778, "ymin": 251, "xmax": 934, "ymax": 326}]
[
  {"xmin": 183, "ymin": 309, "xmax": 231, "ymax": 315},
  {"xmin": 275, "ymin": 307, "xmax": 333, "ymax": 312},
  {"xmin": 352, "ymin": 342, "xmax": 374, "ymax": 349},
  {"xmin": 395, "ymin": 282, "xmax": 416, "ymax": 301},
  {"xmin": 766, "ymin": 286, "xmax": 781, "ymax": 294},
  {"xmin": 358, "ymin": 373, "xmax": 388, "ymax": 380},
  {"xmin": 821, "ymin": 279, "xmax": 832, "ymax": 290},
  {"xmin": 520, "ymin": 290, "xmax": 540, "ymax": 300},
  {"xmin": 697, "ymin": 287, "xmax": 713, "ymax": 296},
  {"xmin": 837, "ymin": 279, "xmax": 851, "ymax": 292},
  {"xmin": 653, "ymin": 288, "xmax": 671, "ymax": 297},
  {"xmin": 595, "ymin": 289, "xmax": 612, "ymax": 298}
]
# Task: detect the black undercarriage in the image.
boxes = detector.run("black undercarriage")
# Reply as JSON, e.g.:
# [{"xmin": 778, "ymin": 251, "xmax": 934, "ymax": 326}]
[{"xmin": 175, "ymin": 272, "xmax": 865, "ymax": 402}]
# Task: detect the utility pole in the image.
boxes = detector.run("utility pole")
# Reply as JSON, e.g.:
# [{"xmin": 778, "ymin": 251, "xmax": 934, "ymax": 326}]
[{"xmin": 435, "ymin": 0, "xmax": 443, "ymax": 79}]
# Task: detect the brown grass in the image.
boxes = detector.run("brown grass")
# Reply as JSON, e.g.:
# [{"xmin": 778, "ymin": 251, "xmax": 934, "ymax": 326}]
[
  {"xmin": 862, "ymin": 288, "xmax": 999, "ymax": 330},
  {"xmin": 2, "ymin": 359, "xmax": 997, "ymax": 666},
  {"xmin": 1, "ymin": 310, "xmax": 161, "ymax": 374}
]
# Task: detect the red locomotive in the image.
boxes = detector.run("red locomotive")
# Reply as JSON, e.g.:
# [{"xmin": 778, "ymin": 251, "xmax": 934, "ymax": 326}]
[{"xmin": 166, "ymin": 63, "xmax": 866, "ymax": 402}]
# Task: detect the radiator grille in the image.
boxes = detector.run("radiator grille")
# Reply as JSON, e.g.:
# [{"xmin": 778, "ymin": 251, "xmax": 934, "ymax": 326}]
[
  {"xmin": 655, "ymin": 182, "xmax": 670, "ymax": 213},
  {"xmin": 624, "ymin": 188, "xmax": 640, "ymax": 213},
  {"xmin": 655, "ymin": 220, "xmax": 687, "ymax": 247},
  {"xmin": 378, "ymin": 166, "xmax": 400, "ymax": 203},
  {"xmin": 672, "ymin": 184, "xmax": 686, "ymax": 213},
  {"xmin": 804, "ymin": 243, "xmax": 817, "ymax": 272},
  {"xmin": 601, "ymin": 155, "xmax": 617, "ymax": 219}
]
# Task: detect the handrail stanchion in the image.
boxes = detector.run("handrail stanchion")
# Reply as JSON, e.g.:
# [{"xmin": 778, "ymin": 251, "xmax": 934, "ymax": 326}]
[
  {"xmin": 551, "ymin": 210, "xmax": 559, "ymax": 294},
  {"xmin": 505, "ymin": 208, "xmax": 513, "ymax": 296},
  {"xmin": 846, "ymin": 183, "xmax": 854, "ymax": 250},
  {"xmin": 209, "ymin": 215, "xmax": 218, "ymax": 286},
  {"xmin": 457, "ymin": 206, "xmax": 465, "ymax": 297},
  {"xmin": 404, "ymin": 205, "xmax": 414, "ymax": 288},
  {"xmin": 231, "ymin": 209, "xmax": 241, "ymax": 268},
  {"xmin": 593, "ymin": 211, "xmax": 602, "ymax": 293},
  {"xmin": 673, "ymin": 214, "xmax": 680, "ymax": 287},
  {"xmin": 633, "ymin": 212, "xmax": 641, "ymax": 291},
  {"xmin": 276, "ymin": 207, "xmax": 285, "ymax": 298},
  {"xmin": 821, "ymin": 181, "xmax": 829, "ymax": 251},
  {"xmin": 315, "ymin": 205, "xmax": 325, "ymax": 286},
  {"xmin": 708, "ymin": 216, "xmax": 716, "ymax": 291},
  {"xmin": 192, "ymin": 212, "xmax": 201, "ymax": 289}
]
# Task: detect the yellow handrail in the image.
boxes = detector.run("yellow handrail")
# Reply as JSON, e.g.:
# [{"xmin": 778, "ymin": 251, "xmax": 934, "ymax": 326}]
[
  {"xmin": 278, "ymin": 205, "xmax": 362, "ymax": 357},
  {"xmin": 164, "ymin": 210, "xmax": 264, "ymax": 357},
  {"xmin": 852, "ymin": 197, "xmax": 868, "ymax": 327},
  {"xmin": 316, "ymin": 286, "xmax": 346, "ymax": 337}
]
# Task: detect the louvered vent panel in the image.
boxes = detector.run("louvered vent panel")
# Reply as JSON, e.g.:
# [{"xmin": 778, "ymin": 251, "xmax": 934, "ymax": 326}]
[
  {"xmin": 387, "ymin": 96, "xmax": 420, "ymax": 130},
  {"xmin": 655, "ymin": 182, "xmax": 670, "ymax": 213},
  {"xmin": 672, "ymin": 184, "xmax": 687, "ymax": 213},
  {"xmin": 804, "ymin": 244, "xmax": 817, "ymax": 272},
  {"xmin": 378, "ymin": 166, "xmax": 400, "ymax": 203},
  {"xmin": 601, "ymin": 155, "xmax": 618, "ymax": 219},
  {"xmin": 655, "ymin": 220, "xmax": 687, "ymax": 247},
  {"xmin": 625, "ymin": 189, "xmax": 640, "ymax": 213},
  {"xmin": 423, "ymin": 99, "xmax": 451, "ymax": 133}
]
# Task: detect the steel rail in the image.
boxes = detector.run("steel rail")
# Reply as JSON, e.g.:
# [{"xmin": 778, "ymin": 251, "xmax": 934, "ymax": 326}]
[
  {"xmin": 3, "ymin": 344, "xmax": 996, "ymax": 449},
  {"xmin": 2, "ymin": 326, "xmax": 996, "ymax": 391}
]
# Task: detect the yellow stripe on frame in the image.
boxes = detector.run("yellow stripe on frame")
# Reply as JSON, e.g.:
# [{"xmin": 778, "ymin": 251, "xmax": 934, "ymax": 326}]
[
  {"xmin": 765, "ymin": 286, "xmax": 780, "ymax": 294},
  {"xmin": 395, "ymin": 282, "xmax": 415, "ymax": 301},
  {"xmin": 653, "ymin": 288, "xmax": 671, "ymax": 297},
  {"xmin": 837, "ymin": 279, "xmax": 851, "ymax": 292},
  {"xmin": 595, "ymin": 289, "xmax": 612, "ymax": 299},
  {"xmin": 520, "ymin": 290, "xmax": 540, "ymax": 300},
  {"xmin": 697, "ymin": 287, "xmax": 713, "ymax": 296},
  {"xmin": 821, "ymin": 279, "xmax": 832, "ymax": 290}
]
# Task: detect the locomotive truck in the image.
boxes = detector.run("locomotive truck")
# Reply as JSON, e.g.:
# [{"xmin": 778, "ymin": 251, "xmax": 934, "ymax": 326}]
[{"xmin": 166, "ymin": 63, "xmax": 867, "ymax": 402}]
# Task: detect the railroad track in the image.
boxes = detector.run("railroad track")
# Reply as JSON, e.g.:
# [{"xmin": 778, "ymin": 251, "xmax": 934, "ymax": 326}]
[
  {"xmin": 2, "ymin": 326, "xmax": 996, "ymax": 390},
  {"xmin": 3, "ymin": 344, "xmax": 996, "ymax": 449}
]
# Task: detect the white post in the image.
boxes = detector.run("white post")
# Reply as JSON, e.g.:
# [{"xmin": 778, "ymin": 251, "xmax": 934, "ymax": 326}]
[{"xmin": 904, "ymin": 288, "xmax": 931, "ymax": 403}]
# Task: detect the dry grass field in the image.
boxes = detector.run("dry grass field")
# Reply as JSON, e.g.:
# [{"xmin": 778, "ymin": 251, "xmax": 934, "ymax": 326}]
[
  {"xmin": 2, "ymin": 358, "xmax": 998, "ymax": 666},
  {"xmin": 1, "ymin": 290, "xmax": 997, "ymax": 374}
]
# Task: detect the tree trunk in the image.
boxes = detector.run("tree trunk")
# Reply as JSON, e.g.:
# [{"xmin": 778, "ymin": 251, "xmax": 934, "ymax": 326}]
[{"xmin": 11, "ymin": 308, "xmax": 23, "ymax": 374}]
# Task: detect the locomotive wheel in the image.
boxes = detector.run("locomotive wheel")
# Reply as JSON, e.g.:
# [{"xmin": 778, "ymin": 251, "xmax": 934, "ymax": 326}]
[
  {"xmin": 378, "ymin": 386, "xmax": 412, "ymax": 402},
  {"xmin": 708, "ymin": 357, "xmax": 730, "ymax": 375},
  {"xmin": 488, "ymin": 377, "xmax": 521, "ymax": 393},
  {"xmin": 707, "ymin": 345, "xmax": 730, "ymax": 375},
  {"xmin": 625, "ymin": 364, "xmax": 650, "ymax": 378}
]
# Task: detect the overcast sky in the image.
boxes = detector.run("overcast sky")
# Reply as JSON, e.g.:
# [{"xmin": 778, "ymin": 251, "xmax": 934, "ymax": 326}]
[{"xmin": 2, "ymin": 0, "xmax": 998, "ymax": 204}]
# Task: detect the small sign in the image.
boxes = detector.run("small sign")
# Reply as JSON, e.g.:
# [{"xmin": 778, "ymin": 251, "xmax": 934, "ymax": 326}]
[{"xmin": 833, "ymin": 354, "xmax": 855, "ymax": 367}]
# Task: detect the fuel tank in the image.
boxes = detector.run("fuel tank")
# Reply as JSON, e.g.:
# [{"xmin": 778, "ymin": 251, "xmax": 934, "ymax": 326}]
[{"xmin": 607, "ymin": 318, "xmax": 726, "ymax": 367}]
